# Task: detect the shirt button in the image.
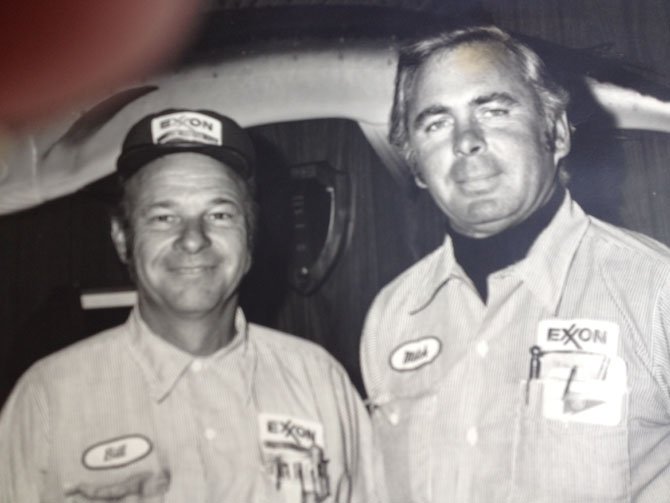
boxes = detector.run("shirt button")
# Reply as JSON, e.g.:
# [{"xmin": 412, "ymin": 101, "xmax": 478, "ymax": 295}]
[
  {"xmin": 466, "ymin": 426, "xmax": 478, "ymax": 446},
  {"xmin": 476, "ymin": 341, "xmax": 489, "ymax": 358},
  {"xmin": 387, "ymin": 410, "xmax": 400, "ymax": 426},
  {"xmin": 204, "ymin": 428, "xmax": 217, "ymax": 440},
  {"xmin": 191, "ymin": 360, "xmax": 203, "ymax": 372}
]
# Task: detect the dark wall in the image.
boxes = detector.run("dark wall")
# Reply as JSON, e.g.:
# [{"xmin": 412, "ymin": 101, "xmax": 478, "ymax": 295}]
[
  {"xmin": 0, "ymin": 186, "xmax": 132, "ymax": 403},
  {"xmin": 244, "ymin": 120, "xmax": 442, "ymax": 391}
]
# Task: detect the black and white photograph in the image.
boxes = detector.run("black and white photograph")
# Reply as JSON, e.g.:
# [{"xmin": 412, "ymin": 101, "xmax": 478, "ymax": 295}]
[{"xmin": 2, "ymin": 1, "xmax": 670, "ymax": 501}]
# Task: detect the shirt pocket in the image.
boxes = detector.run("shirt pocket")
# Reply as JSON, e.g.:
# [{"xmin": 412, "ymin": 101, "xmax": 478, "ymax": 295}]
[
  {"xmin": 60, "ymin": 434, "xmax": 170, "ymax": 503},
  {"xmin": 63, "ymin": 469, "xmax": 169, "ymax": 503},
  {"xmin": 509, "ymin": 378, "xmax": 630, "ymax": 503},
  {"xmin": 370, "ymin": 390, "xmax": 437, "ymax": 503}
]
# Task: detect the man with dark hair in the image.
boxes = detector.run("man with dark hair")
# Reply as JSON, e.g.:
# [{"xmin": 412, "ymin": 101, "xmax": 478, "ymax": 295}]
[
  {"xmin": 361, "ymin": 25, "xmax": 670, "ymax": 502},
  {"xmin": 0, "ymin": 109, "xmax": 378, "ymax": 503}
]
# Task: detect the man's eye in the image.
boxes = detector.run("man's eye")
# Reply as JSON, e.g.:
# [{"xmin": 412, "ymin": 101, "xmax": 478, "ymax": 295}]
[
  {"xmin": 425, "ymin": 118, "xmax": 450, "ymax": 133},
  {"xmin": 148, "ymin": 214, "xmax": 177, "ymax": 224},
  {"xmin": 208, "ymin": 210, "xmax": 236, "ymax": 222},
  {"xmin": 481, "ymin": 108, "xmax": 509, "ymax": 118},
  {"xmin": 146, "ymin": 213, "xmax": 178, "ymax": 229}
]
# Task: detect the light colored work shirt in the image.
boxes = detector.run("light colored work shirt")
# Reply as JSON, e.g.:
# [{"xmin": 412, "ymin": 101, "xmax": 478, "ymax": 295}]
[
  {"xmin": 1, "ymin": 307, "xmax": 378, "ymax": 503},
  {"xmin": 361, "ymin": 192, "xmax": 670, "ymax": 503}
]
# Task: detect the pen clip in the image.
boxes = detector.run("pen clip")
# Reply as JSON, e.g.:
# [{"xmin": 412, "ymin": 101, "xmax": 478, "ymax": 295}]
[
  {"xmin": 562, "ymin": 365, "xmax": 578, "ymax": 400},
  {"xmin": 525, "ymin": 345, "xmax": 544, "ymax": 405}
]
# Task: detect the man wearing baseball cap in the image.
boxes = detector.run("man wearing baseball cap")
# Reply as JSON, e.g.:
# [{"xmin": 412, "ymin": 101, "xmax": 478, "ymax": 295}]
[{"xmin": 0, "ymin": 109, "xmax": 381, "ymax": 502}]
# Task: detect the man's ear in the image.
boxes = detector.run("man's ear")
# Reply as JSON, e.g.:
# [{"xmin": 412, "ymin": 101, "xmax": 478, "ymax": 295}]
[
  {"xmin": 552, "ymin": 111, "xmax": 571, "ymax": 164},
  {"xmin": 110, "ymin": 218, "xmax": 129, "ymax": 264},
  {"xmin": 405, "ymin": 148, "xmax": 428, "ymax": 189},
  {"xmin": 413, "ymin": 171, "xmax": 428, "ymax": 189}
]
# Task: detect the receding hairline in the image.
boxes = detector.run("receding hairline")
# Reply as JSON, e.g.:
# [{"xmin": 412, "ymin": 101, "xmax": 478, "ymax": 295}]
[
  {"xmin": 411, "ymin": 38, "xmax": 540, "ymax": 93},
  {"xmin": 405, "ymin": 40, "xmax": 542, "ymax": 122}
]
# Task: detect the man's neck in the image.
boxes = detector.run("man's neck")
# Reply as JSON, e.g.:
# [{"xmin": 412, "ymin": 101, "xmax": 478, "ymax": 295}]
[
  {"xmin": 450, "ymin": 186, "xmax": 566, "ymax": 303},
  {"xmin": 138, "ymin": 300, "xmax": 238, "ymax": 356}
]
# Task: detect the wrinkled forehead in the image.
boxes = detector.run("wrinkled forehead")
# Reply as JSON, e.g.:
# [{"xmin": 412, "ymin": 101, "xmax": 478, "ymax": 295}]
[
  {"xmin": 124, "ymin": 153, "xmax": 248, "ymax": 207},
  {"xmin": 408, "ymin": 41, "xmax": 541, "ymax": 115},
  {"xmin": 419, "ymin": 41, "xmax": 526, "ymax": 87}
]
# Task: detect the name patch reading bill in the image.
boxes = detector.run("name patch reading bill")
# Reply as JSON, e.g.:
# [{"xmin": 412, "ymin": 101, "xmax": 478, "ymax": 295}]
[
  {"xmin": 151, "ymin": 111, "xmax": 222, "ymax": 146},
  {"xmin": 537, "ymin": 319, "xmax": 619, "ymax": 355},
  {"xmin": 82, "ymin": 435, "xmax": 152, "ymax": 470},
  {"xmin": 389, "ymin": 336, "xmax": 441, "ymax": 371}
]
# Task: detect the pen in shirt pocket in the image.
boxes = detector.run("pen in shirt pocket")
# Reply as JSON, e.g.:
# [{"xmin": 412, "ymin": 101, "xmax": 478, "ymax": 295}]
[
  {"xmin": 525, "ymin": 345, "xmax": 544, "ymax": 404},
  {"xmin": 525, "ymin": 345, "xmax": 612, "ymax": 405}
]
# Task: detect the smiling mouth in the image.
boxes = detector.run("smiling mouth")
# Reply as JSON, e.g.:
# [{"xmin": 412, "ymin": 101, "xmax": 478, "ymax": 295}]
[
  {"xmin": 458, "ymin": 173, "xmax": 500, "ymax": 194},
  {"xmin": 170, "ymin": 266, "xmax": 214, "ymax": 276}
]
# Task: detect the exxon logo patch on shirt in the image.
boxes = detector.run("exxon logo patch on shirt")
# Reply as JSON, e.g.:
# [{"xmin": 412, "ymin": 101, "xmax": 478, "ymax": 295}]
[
  {"xmin": 258, "ymin": 413, "xmax": 324, "ymax": 449},
  {"xmin": 82, "ymin": 434, "xmax": 152, "ymax": 470},
  {"xmin": 258, "ymin": 414, "xmax": 330, "ymax": 500},
  {"xmin": 389, "ymin": 336, "xmax": 441, "ymax": 371},
  {"xmin": 150, "ymin": 111, "xmax": 222, "ymax": 146},
  {"xmin": 537, "ymin": 318, "xmax": 619, "ymax": 355}
]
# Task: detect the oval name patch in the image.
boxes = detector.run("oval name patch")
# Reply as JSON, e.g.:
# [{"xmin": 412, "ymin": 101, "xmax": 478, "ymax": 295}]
[
  {"xmin": 82, "ymin": 434, "xmax": 152, "ymax": 470},
  {"xmin": 389, "ymin": 336, "xmax": 442, "ymax": 371}
]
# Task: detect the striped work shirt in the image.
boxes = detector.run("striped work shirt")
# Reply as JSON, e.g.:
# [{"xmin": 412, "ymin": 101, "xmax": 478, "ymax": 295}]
[
  {"xmin": 361, "ymin": 192, "xmax": 670, "ymax": 503},
  {"xmin": 0, "ymin": 308, "xmax": 378, "ymax": 503}
]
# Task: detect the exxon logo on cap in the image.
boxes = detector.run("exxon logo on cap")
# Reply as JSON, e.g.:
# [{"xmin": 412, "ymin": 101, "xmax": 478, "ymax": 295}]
[{"xmin": 150, "ymin": 111, "xmax": 222, "ymax": 147}]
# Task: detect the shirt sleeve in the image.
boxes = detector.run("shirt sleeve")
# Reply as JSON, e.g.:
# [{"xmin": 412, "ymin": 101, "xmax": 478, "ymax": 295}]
[
  {"xmin": 650, "ymin": 270, "xmax": 670, "ymax": 415},
  {"xmin": 328, "ymin": 358, "xmax": 387, "ymax": 503},
  {"xmin": 360, "ymin": 293, "xmax": 384, "ymax": 404},
  {"xmin": 0, "ymin": 366, "xmax": 50, "ymax": 503},
  {"xmin": 359, "ymin": 295, "xmax": 395, "ymax": 502}
]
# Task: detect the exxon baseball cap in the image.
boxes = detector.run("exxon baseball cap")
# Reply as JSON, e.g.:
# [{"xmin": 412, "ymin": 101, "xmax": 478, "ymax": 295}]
[{"xmin": 116, "ymin": 109, "xmax": 255, "ymax": 180}]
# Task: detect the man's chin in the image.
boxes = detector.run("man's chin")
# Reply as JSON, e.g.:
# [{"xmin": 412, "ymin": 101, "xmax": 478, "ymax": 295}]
[
  {"xmin": 452, "ymin": 208, "xmax": 519, "ymax": 238},
  {"xmin": 154, "ymin": 292, "xmax": 225, "ymax": 317},
  {"xmin": 167, "ymin": 304, "xmax": 222, "ymax": 319}
]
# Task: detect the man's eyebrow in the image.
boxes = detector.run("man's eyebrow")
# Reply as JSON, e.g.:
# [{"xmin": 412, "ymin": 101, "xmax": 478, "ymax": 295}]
[
  {"xmin": 142, "ymin": 201, "xmax": 175, "ymax": 211},
  {"xmin": 209, "ymin": 196, "xmax": 240, "ymax": 207},
  {"xmin": 412, "ymin": 105, "xmax": 450, "ymax": 130},
  {"xmin": 141, "ymin": 196, "xmax": 239, "ymax": 211},
  {"xmin": 472, "ymin": 92, "xmax": 519, "ymax": 107}
]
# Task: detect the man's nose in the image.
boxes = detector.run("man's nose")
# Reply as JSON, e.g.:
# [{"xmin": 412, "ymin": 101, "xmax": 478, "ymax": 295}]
[
  {"xmin": 453, "ymin": 121, "xmax": 486, "ymax": 156},
  {"xmin": 176, "ymin": 219, "xmax": 211, "ymax": 253}
]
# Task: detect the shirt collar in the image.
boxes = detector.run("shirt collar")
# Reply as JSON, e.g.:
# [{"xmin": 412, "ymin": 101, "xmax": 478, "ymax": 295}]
[
  {"xmin": 125, "ymin": 307, "xmax": 255, "ymax": 402},
  {"xmin": 511, "ymin": 191, "xmax": 589, "ymax": 312},
  {"xmin": 409, "ymin": 191, "xmax": 589, "ymax": 313},
  {"xmin": 408, "ymin": 236, "xmax": 464, "ymax": 313}
]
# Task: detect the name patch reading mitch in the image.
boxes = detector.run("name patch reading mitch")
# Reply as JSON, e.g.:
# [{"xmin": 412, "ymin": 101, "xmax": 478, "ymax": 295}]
[
  {"xmin": 537, "ymin": 319, "xmax": 619, "ymax": 355},
  {"xmin": 82, "ymin": 435, "xmax": 152, "ymax": 470},
  {"xmin": 389, "ymin": 336, "xmax": 441, "ymax": 371}
]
